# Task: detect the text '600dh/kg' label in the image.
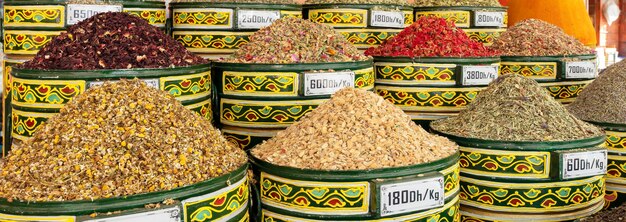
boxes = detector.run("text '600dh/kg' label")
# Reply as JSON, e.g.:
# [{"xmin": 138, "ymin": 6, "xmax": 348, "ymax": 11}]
[
  {"xmin": 379, "ymin": 176, "xmax": 445, "ymax": 217},
  {"xmin": 303, "ymin": 71, "xmax": 355, "ymax": 96},
  {"xmin": 237, "ymin": 10, "xmax": 281, "ymax": 29},
  {"xmin": 67, "ymin": 4, "xmax": 123, "ymax": 25},
  {"xmin": 561, "ymin": 150, "xmax": 607, "ymax": 180},
  {"xmin": 370, "ymin": 10, "xmax": 405, "ymax": 28}
]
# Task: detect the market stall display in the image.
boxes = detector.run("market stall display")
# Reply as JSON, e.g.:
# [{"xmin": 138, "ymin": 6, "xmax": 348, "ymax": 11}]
[
  {"xmin": 303, "ymin": 0, "xmax": 414, "ymax": 50},
  {"xmin": 170, "ymin": 0, "xmax": 302, "ymax": 60},
  {"xmin": 413, "ymin": 0, "xmax": 507, "ymax": 46},
  {"xmin": 568, "ymin": 60, "xmax": 626, "ymax": 209},
  {"xmin": 491, "ymin": 19, "xmax": 598, "ymax": 104},
  {"xmin": 214, "ymin": 17, "xmax": 374, "ymax": 150},
  {"xmin": 366, "ymin": 16, "xmax": 499, "ymax": 124},
  {"xmin": 5, "ymin": 12, "xmax": 211, "ymax": 155},
  {"xmin": 431, "ymin": 74, "xmax": 607, "ymax": 221},
  {"xmin": 250, "ymin": 87, "xmax": 460, "ymax": 221}
]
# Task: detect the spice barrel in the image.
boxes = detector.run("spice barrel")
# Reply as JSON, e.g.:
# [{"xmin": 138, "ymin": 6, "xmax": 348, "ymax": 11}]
[
  {"xmin": 213, "ymin": 60, "xmax": 374, "ymax": 150},
  {"xmin": 372, "ymin": 56, "xmax": 500, "ymax": 122},
  {"xmin": 4, "ymin": 64, "xmax": 211, "ymax": 154},
  {"xmin": 413, "ymin": 6, "xmax": 507, "ymax": 46},
  {"xmin": 170, "ymin": 2, "xmax": 302, "ymax": 60},
  {"xmin": 432, "ymin": 129, "xmax": 608, "ymax": 221},
  {"xmin": 0, "ymin": 163, "xmax": 250, "ymax": 222},
  {"xmin": 250, "ymin": 152, "xmax": 461, "ymax": 221},
  {"xmin": 586, "ymin": 121, "xmax": 626, "ymax": 209},
  {"xmin": 303, "ymin": 4, "xmax": 414, "ymax": 50}
]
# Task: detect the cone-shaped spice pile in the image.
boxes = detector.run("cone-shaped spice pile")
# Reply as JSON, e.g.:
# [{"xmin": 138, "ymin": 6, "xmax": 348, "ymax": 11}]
[
  {"xmin": 21, "ymin": 12, "xmax": 206, "ymax": 70},
  {"xmin": 568, "ymin": 60, "xmax": 626, "ymax": 125},
  {"xmin": 0, "ymin": 79, "xmax": 247, "ymax": 201},
  {"xmin": 431, "ymin": 74, "xmax": 603, "ymax": 141},
  {"xmin": 251, "ymin": 88, "xmax": 458, "ymax": 170}
]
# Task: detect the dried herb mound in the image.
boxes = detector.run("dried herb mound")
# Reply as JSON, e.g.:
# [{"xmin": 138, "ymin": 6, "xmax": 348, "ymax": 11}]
[
  {"xmin": 365, "ymin": 16, "xmax": 495, "ymax": 58},
  {"xmin": 0, "ymin": 79, "xmax": 247, "ymax": 201},
  {"xmin": 306, "ymin": 0, "xmax": 409, "ymax": 5},
  {"xmin": 21, "ymin": 12, "xmax": 206, "ymax": 70},
  {"xmin": 414, "ymin": 0, "xmax": 501, "ymax": 7},
  {"xmin": 568, "ymin": 60, "xmax": 626, "ymax": 125},
  {"xmin": 225, "ymin": 17, "xmax": 369, "ymax": 64},
  {"xmin": 251, "ymin": 88, "xmax": 458, "ymax": 171},
  {"xmin": 431, "ymin": 74, "xmax": 603, "ymax": 141},
  {"xmin": 490, "ymin": 19, "xmax": 593, "ymax": 56}
]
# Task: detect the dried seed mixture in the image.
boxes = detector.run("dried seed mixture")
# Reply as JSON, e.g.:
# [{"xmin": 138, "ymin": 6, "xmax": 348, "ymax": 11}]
[
  {"xmin": 21, "ymin": 12, "xmax": 205, "ymax": 70},
  {"xmin": 173, "ymin": 0, "xmax": 298, "ymax": 3},
  {"xmin": 431, "ymin": 74, "xmax": 603, "ymax": 141},
  {"xmin": 414, "ymin": 0, "xmax": 501, "ymax": 7},
  {"xmin": 305, "ymin": 0, "xmax": 409, "ymax": 5},
  {"xmin": 224, "ymin": 17, "xmax": 369, "ymax": 64},
  {"xmin": 568, "ymin": 60, "xmax": 626, "ymax": 125},
  {"xmin": 251, "ymin": 88, "xmax": 458, "ymax": 170},
  {"xmin": 0, "ymin": 79, "xmax": 247, "ymax": 201},
  {"xmin": 490, "ymin": 19, "xmax": 593, "ymax": 56}
]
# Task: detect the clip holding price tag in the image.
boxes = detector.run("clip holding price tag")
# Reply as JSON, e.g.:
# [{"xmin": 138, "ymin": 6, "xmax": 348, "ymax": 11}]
[{"xmin": 375, "ymin": 173, "xmax": 445, "ymax": 217}]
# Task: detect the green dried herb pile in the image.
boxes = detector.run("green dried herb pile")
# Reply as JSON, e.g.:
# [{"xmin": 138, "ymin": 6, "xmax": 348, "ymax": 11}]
[
  {"xmin": 431, "ymin": 74, "xmax": 604, "ymax": 141},
  {"xmin": 414, "ymin": 0, "xmax": 501, "ymax": 7}
]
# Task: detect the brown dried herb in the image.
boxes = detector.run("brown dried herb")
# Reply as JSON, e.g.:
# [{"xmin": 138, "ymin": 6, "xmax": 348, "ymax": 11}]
[
  {"xmin": 251, "ymin": 88, "xmax": 458, "ymax": 170},
  {"xmin": 414, "ymin": 0, "xmax": 501, "ymax": 7},
  {"xmin": 431, "ymin": 74, "xmax": 604, "ymax": 141},
  {"xmin": 21, "ymin": 12, "xmax": 206, "ymax": 70},
  {"xmin": 0, "ymin": 79, "xmax": 247, "ymax": 201},
  {"xmin": 224, "ymin": 17, "xmax": 369, "ymax": 64},
  {"xmin": 568, "ymin": 60, "xmax": 626, "ymax": 125},
  {"xmin": 490, "ymin": 19, "xmax": 593, "ymax": 56}
]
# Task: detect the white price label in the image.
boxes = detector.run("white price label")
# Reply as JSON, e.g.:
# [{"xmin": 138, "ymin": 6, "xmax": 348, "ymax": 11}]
[
  {"xmin": 379, "ymin": 176, "xmax": 445, "ymax": 217},
  {"xmin": 237, "ymin": 9, "xmax": 280, "ymax": 29},
  {"xmin": 474, "ymin": 11, "xmax": 504, "ymax": 27},
  {"xmin": 83, "ymin": 206, "xmax": 181, "ymax": 222},
  {"xmin": 565, "ymin": 61, "xmax": 597, "ymax": 79},
  {"xmin": 562, "ymin": 150, "xmax": 607, "ymax": 180},
  {"xmin": 67, "ymin": 4, "xmax": 122, "ymax": 25},
  {"xmin": 303, "ymin": 71, "xmax": 355, "ymax": 96},
  {"xmin": 461, "ymin": 65, "xmax": 499, "ymax": 86},
  {"xmin": 89, "ymin": 79, "xmax": 159, "ymax": 89},
  {"xmin": 370, "ymin": 10, "xmax": 405, "ymax": 28}
]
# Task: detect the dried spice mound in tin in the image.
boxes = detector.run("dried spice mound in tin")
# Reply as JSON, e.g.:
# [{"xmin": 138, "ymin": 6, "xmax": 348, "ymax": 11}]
[
  {"xmin": 490, "ymin": 19, "xmax": 593, "ymax": 56},
  {"xmin": 568, "ymin": 60, "xmax": 626, "ymax": 125},
  {"xmin": 414, "ymin": 0, "xmax": 501, "ymax": 7},
  {"xmin": 21, "ymin": 12, "xmax": 206, "ymax": 70},
  {"xmin": 225, "ymin": 17, "xmax": 369, "ymax": 64},
  {"xmin": 0, "ymin": 79, "xmax": 247, "ymax": 201},
  {"xmin": 365, "ymin": 16, "xmax": 495, "ymax": 58},
  {"xmin": 251, "ymin": 88, "xmax": 458, "ymax": 171},
  {"xmin": 431, "ymin": 74, "xmax": 604, "ymax": 141},
  {"xmin": 305, "ymin": 0, "xmax": 410, "ymax": 5}
]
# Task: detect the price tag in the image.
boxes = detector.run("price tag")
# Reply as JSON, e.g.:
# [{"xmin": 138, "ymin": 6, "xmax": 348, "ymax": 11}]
[
  {"xmin": 379, "ymin": 175, "xmax": 445, "ymax": 217},
  {"xmin": 474, "ymin": 11, "xmax": 504, "ymax": 27},
  {"xmin": 561, "ymin": 150, "xmax": 607, "ymax": 180},
  {"xmin": 237, "ymin": 9, "xmax": 280, "ymax": 29},
  {"xmin": 303, "ymin": 71, "xmax": 355, "ymax": 96},
  {"xmin": 461, "ymin": 65, "xmax": 499, "ymax": 86},
  {"xmin": 67, "ymin": 4, "xmax": 122, "ymax": 25},
  {"xmin": 83, "ymin": 206, "xmax": 181, "ymax": 222},
  {"xmin": 370, "ymin": 10, "xmax": 405, "ymax": 28},
  {"xmin": 89, "ymin": 79, "xmax": 159, "ymax": 89},
  {"xmin": 565, "ymin": 61, "xmax": 597, "ymax": 79}
]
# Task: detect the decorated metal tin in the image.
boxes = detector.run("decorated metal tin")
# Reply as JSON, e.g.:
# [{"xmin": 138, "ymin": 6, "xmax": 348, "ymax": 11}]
[
  {"xmin": 2, "ymin": 56, "xmax": 30, "ymax": 157},
  {"xmin": 500, "ymin": 54, "xmax": 598, "ymax": 82},
  {"xmin": 605, "ymin": 183, "xmax": 626, "ymax": 210},
  {"xmin": 375, "ymin": 85, "xmax": 483, "ymax": 113},
  {"xmin": 414, "ymin": 6, "xmax": 507, "ymax": 29},
  {"xmin": 339, "ymin": 28, "xmax": 401, "ymax": 50},
  {"xmin": 0, "ymin": 163, "xmax": 249, "ymax": 222},
  {"xmin": 463, "ymin": 28, "xmax": 505, "ymax": 46},
  {"xmin": 250, "ymin": 151, "xmax": 460, "ymax": 220},
  {"xmin": 222, "ymin": 126, "xmax": 277, "ymax": 150},
  {"xmin": 538, "ymin": 79, "xmax": 593, "ymax": 104},
  {"xmin": 459, "ymin": 200, "xmax": 604, "ymax": 222}
]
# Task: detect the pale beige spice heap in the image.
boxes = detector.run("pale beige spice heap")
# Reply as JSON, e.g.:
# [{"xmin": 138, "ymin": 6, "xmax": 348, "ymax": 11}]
[
  {"xmin": 0, "ymin": 79, "xmax": 247, "ymax": 202},
  {"xmin": 568, "ymin": 60, "xmax": 626, "ymax": 125},
  {"xmin": 251, "ymin": 88, "xmax": 458, "ymax": 171},
  {"xmin": 490, "ymin": 19, "xmax": 593, "ymax": 56},
  {"xmin": 431, "ymin": 74, "xmax": 604, "ymax": 141},
  {"xmin": 306, "ymin": 0, "xmax": 409, "ymax": 5},
  {"xmin": 414, "ymin": 0, "xmax": 500, "ymax": 7}
]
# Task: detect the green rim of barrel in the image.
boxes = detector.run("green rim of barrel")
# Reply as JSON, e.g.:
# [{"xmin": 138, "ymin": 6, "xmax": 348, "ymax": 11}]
[
  {"xmin": 303, "ymin": 3, "xmax": 413, "ymax": 10},
  {"xmin": 430, "ymin": 127, "xmax": 605, "ymax": 151},
  {"xmin": 170, "ymin": 2, "xmax": 301, "ymax": 10},
  {"xmin": 249, "ymin": 150, "xmax": 459, "ymax": 181},
  {"xmin": 0, "ymin": 163, "xmax": 247, "ymax": 216},
  {"xmin": 587, "ymin": 120, "xmax": 626, "ymax": 132},
  {"xmin": 12, "ymin": 63, "xmax": 210, "ymax": 80}
]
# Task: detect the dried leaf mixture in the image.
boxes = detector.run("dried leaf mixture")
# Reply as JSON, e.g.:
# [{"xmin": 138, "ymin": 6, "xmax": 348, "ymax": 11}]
[
  {"xmin": 21, "ymin": 12, "xmax": 206, "ymax": 70},
  {"xmin": 568, "ymin": 60, "xmax": 626, "ymax": 125},
  {"xmin": 0, "ymin": 79, "xmax": 247, "ymax": 202},
  {"xmin": 252, "ymin": 88, "xmax": 458, "ymax": 170},
  {"xmin": 224, "ymin": 17, "xmax": 369, "ymax": 64},
  {"xmin": 414, "ymin": 0, "xmax": 501, "ymax": 7},
  {"xmin": 490, "ymin": 19, "xmax": 593, "ymax": 56},
  {"xmin": 431, "ymin": 74, "xmax": 604, "ymax": 141}
]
